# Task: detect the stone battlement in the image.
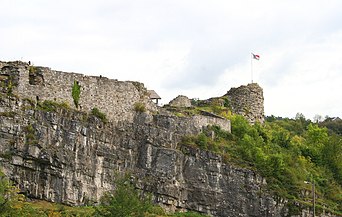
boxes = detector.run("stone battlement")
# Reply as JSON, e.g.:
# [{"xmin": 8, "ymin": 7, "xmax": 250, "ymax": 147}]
[
  {"xmin": 0, "ymin": 60, "xmax": 263, "ymax": 128},
  {"xmin": 0, "ymin": 61, "xmax": 157, "ymax": 123}
]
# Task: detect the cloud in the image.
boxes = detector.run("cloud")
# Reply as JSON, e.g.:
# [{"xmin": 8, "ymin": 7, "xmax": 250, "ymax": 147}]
[{"xmin": 0, "ymin": 0, "xmax": 342, "ymax": 117}]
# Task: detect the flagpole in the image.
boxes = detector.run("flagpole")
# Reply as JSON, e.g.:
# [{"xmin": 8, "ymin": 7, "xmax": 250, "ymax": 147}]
[{"xmin": 251, "ymin": 53, "xmax": 253, "ymax": 83}]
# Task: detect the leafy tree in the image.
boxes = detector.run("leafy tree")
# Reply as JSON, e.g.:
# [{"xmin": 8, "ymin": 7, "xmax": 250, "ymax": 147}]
[
  {"xmin": 72, "ymin": 80, "xmax": 81, "ymax": 108},
  {"xmin": 320, "ymin": 117, "xmax": 342, "ymax": 135},
  {"xmin": 301, "ymin": 124, "xmax": 328, "ymax": 165},
  {"xmin": 0, "ymin": 169, "xmax": 18, "ymax": 214},
  {"xmin": 322, "ymin": 135, "xmax": 342, "ymax": 185},
  {"xmin": 95, "ymin": 174, "xmax": 152, "ymax": 217}
]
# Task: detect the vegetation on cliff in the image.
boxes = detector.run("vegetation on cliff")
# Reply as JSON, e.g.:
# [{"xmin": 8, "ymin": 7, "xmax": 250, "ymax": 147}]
[
  {"xmin": 0, "ymin": 83, "xmax": 340, "ymax": 215},
  {"xmin": 72, "ymin": 80, "xmax": 81, "ymax": 109},
  {"xmin": 181, "ymin": 113, "xmax": 342, "ymax": 215},
  {"xmin": 0, "ymin": 170, "xmax": 208, "ymax": 216}
]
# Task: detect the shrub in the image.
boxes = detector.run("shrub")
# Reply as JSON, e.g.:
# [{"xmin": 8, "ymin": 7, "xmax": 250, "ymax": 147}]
[
  {"xmin": 95, "ymin": 174, "xmax": 152, "ymax": 217},
  {"xmin": 91, "ymin": 107, "xmax": 107, "ymax": 123},
  {"xmin": 0, "ymin": 111, "xmax": 16, "ymax": 118},
  {"xmin": 172, "ymin": 211, "xmax": 208, "ymax": 216},
  {"xmin": 72, "ymin": 80, "xmax": 81, "ymax": 108},
  {"xmin": 134, "ymin": 102, "xmax": 146, "ymax": 113},
  {"xmin": 29, "ymin": 66, "xmax": 36, "ymax": 74},
  {"xmin": 0, "ymin": 169, "xmax": 24, "ymax": 214},
  {"xmin": 38, "ymin": 100, "xmax": 57, "ymax": 112},
  {"xmin": 6, "ymin": 80, "xmax": 13, "ymax": 96},
  {"xmin": 37, "ymin": 100, "xmax": 70, "ymax": 112},
  {"xmin": 25, "ymin": 124, "xmax": 38, "ymax": 145}
]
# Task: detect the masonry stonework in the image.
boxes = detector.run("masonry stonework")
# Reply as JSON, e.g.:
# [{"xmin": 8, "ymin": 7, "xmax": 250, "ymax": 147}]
[
  {"xmin": 0, "ymin": 61, "xmax": 157, "ymax": 123},
  {"xmin": 168, "ymin": 95, "xmax": 192, "ymax": 108},
  {"xmin": 225, "ymin": 83, "xmax": 264, "ymax": 124}
]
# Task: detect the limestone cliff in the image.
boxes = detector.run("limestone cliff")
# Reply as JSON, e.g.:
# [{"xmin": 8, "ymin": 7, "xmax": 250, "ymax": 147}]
[
  {"xmin": 0, "ymin": 61, "xmax": 287, "ymax": 216},
  {"xmin": 0, "ymin": 96, "xmax": 287, "ymax": 216}
]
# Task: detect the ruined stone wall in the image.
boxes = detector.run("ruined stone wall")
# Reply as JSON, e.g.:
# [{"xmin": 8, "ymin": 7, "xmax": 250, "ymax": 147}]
[
  {"xmin": 226, "ymin": 83, "xmax": 264, "ymax": 124},
  {"xmin": 0, "ymin": 61, "xmax": 156, "ymax": 123},
  {"xmin": 0, "ymin": 60, "xmax": 231, "ymax": 134},
  {"xmin": 191, "ymin": 115, "xmax": 231, "ymax": 132},
  {"xmin": 168, "ymin": 95, "xmax": 192, "ymax": 108}
]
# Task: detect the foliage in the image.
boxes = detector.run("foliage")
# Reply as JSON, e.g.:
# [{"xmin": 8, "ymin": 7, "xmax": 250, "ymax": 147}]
[
  {"xmin": 166, "ymin": 97, "xmax": 233, "ymax": 120},
  {"xmin": 0, "ymin": 111, "xmax": 16, "ymax": 118},
  {"xmin": 94, "ymin": 173, "xmax": 209, "ymax": 217},
  {"xmin": 0, "ymin": 169, "xmax": 28, "ymax": 216},
  {"xmin": 179, "ymin": 114, "xmax": 342, "ymax": 213},
  {"xmin": 29, "ymin": 65, "xmax": 36, "ymax": 74},
  {"xmin": 0, "ymin": 168, "xmax": 206, "ymax": 217},
  {"xmin": 72, "ymin": 80, "xmax": 81, "ymax": 108},
  {"xmin": 170, "ymin": 211, "xmax": 208, "ymax": 216},
  {"xmin": 1, "ymin": 168, "xmax": 97, "ymax": 216},
  {"xmin": 95, "ymin": 173, "xmax": 153, "ymax": 217},
  {"xmin": 6, "ymin": 80, "xmax": 13, "ymax": 96},
  {"xmin": 319, "ymin": 116, "xmax": 342, "ymax": 135},
  {"xmin": 37, "ymin": 100, "xmax": 70, "ymax": 112},
  {"xmin": 134, "ymin": 102, "xmax": 146, "ymax": 113},
  {"xmin": 91, "ymin": 107, "xmax": 107, "ymax": 123},
  {"xmin": 25, "ymin": 124, "xmax": 38, "ymax": 145}
]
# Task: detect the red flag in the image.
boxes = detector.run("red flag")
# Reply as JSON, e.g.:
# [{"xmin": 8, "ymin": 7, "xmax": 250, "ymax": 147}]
[{"xmin": 252, "ymin": 53, "xmax": 260, "ymax": 60}]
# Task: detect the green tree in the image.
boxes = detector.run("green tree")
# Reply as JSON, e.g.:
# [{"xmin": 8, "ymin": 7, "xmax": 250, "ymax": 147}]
[
  {"xmin": 322, "ymin": 135, "xmax": 342, "ymax": 185},
  {"xmin": 0, "ymin": 169, "xmax": 30, "ymax": 216},
  {"xmin": 72, "ymin": 80, "xmax": 81, "ymax": 108},
  {"xmin": 302, "ymin": 124, "xmax": 328, "ymax": 165},
  {"xmin": 0, "ymin": 170, "xmax": 16, "ymax": 214},
  {"xmin": 95, "ymin": 174, "xmax": 152, "ymax": 217}
]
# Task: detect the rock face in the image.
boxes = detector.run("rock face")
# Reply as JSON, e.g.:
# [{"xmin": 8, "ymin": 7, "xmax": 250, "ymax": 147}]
[
  {"xmin": 0, "ymin": 61, "xmax": 287, "ymax": 216},
  {"xmin": 0, "ymin": 96, "xmax": 286, "ymax": 216},
  {"xmin": 226, "ymin": 83, "xmax": 264, "ymax": 124}
]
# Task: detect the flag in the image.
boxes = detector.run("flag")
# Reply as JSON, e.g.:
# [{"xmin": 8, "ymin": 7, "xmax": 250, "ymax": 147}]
[{"xmin": 252, "ymin": 53, "xmax": 260, "ymax": 60}]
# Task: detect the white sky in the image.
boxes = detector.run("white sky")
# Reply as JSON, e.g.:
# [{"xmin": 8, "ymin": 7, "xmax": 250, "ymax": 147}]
[{"xmin": 1, "ymin": 0, "xmax": 341, "ymax": 119}]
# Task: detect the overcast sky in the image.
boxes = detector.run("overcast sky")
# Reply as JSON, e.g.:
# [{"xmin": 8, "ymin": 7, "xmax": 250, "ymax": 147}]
[{"xmin": 1, "ymin": 0, "xmax": 341, "ymax": 119}]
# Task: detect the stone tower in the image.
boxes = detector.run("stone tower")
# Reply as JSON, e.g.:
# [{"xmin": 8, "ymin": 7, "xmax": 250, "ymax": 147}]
[{"xmin": 225, "ymin": 83, "xmax": 264, "ymax": 124}]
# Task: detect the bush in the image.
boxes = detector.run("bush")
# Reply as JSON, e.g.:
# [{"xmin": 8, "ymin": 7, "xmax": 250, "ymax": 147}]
[
  {"xmin": 172, "ymin": 211, "xmax": 208, "ymax": 216},
  {"xmin": 38, "ymin": 100, "xmax": 57, "ymax": 112},
  {"xmin": 91, "ymin": 107, "xmax": 107, "ymax": 123},
  {"xmin": 95, "ymin": 174, "xmax": 152, "ymax": 217},
  {"xmin": 134, "ymin": 102, "xmax": 146, "ymax": 113},
  {"xmin": 0, "ymin": 169, "xmax": 25, "ymax": 215},
  {"xmin": 72, "ymin": 80, "xmax": 81, "ymax": 108}
]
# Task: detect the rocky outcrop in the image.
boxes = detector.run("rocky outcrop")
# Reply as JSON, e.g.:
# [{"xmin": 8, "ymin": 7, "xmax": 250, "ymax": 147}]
[{"xmin": 0, "ymin": 95, "xmax": 287, "ymax": 216}]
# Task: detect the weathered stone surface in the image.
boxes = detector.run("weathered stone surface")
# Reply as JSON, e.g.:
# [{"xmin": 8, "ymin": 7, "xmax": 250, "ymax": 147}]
[
  {"xmin": 0, "ymin": 61, "xmax": 305, "ymax": 216},
  {"xmin": 168, "ymin": 95, "xmax": 192, "ymax": 108},
  {"xmin": 0, "ymin": 61, "xmax": 157, "ymax": 123},
  {"xmin": 226, "ymin": 83, "xmax": 264, "ymax": 124},
  {"xmin": 0, "ymin": 95, "xmax": 286, "ymax": 216}
]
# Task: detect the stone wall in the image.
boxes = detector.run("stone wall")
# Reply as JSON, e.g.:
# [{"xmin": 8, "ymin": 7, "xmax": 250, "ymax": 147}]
[
  {"xmin": 226, "ymin": 83, "xmax": 264, "ymax": 124},
  {"xmin": 0, "ymin": 61, "xmax": 156, "ymax": 123},
  {"xmin": 0, "ymin": 59, "xmax": 231, "ymax": 136},
  {"xmin": 191, "ymin": 115, "xmax": 231, "ymax": 133}
]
